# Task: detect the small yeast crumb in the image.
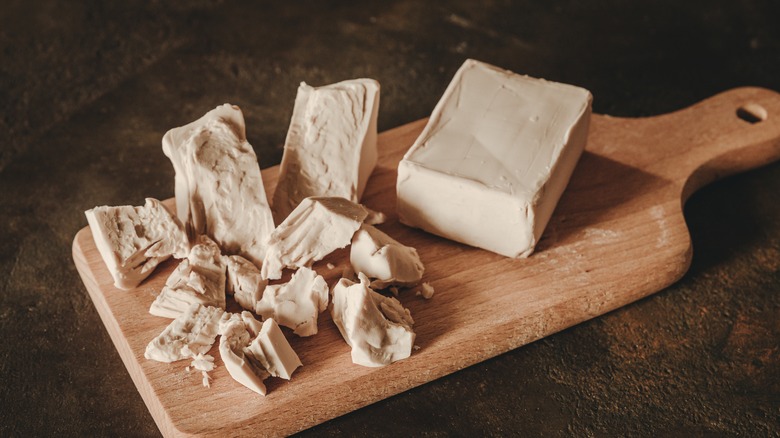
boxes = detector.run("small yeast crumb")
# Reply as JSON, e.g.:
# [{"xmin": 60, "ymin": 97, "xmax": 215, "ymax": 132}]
[{"xmin": 420, "ymin": 282, "xmax": 434, "ymax": 299}]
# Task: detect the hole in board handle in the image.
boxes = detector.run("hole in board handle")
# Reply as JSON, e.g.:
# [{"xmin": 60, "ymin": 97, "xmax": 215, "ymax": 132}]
[{"xmin": 736, "ymin": 103, "xmax": 767, "ymax": 124}]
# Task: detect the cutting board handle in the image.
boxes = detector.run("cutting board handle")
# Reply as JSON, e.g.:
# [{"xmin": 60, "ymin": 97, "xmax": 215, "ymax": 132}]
[
  {"xmin": 584, "ymin": 87, "xmax": 780, "ymax": 202},
  {"xmin": 658, "ymin": 87, "xmax": 780, "ymax": 200}
]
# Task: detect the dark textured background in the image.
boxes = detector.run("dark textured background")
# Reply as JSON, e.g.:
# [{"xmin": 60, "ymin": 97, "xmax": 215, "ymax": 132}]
[{"xmin": 1, "ymin": 1, "xmax": 779, "ymax": 436}]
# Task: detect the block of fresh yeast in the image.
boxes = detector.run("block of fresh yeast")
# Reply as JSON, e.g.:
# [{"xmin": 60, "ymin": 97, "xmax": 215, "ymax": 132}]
[{"xmin": 396, "ymin": 59, "xmax": 592, "ymax": 258}]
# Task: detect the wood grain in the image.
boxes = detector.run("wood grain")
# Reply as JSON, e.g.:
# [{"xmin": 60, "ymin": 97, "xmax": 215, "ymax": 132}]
[{"xmin": 72, "ymin": 87, "xmax": 780, "ymax": 437}]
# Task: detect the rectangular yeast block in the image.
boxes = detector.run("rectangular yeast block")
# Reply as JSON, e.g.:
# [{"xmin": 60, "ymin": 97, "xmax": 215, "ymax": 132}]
[{"xmin": 397, "ymin": 59, "xmax": 592, "ymax": 258}]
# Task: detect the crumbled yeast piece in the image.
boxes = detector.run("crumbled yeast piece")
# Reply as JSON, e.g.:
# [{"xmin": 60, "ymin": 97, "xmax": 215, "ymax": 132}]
[
  {"xmin": 149, "ymin": 235, "xmax": 227, "ymax": 319},
  {"xmin": 418, "ymin": 282, "xmax": 435, "ymax": 299},
  {"xmin": 144, "ymin": 303, "xmax": 224, "ymax": 363},
  {"xmin": 225, "ymin": 255, "xmax": 267, "ymax": 312},
  {"xmin": 189, "ymin": 353, "xmax": 216, "ymax": 388},
  {"xmin": 219, "ymin": 317, "xmax": 269, "ymax": 396},
  {"xmin": 255, "ymin": 267, "xmax": 328, "ymax": 337},
  {"xmin": 162, "ymin": 104, "xmax": 275, "ymax": 266},
  {"xmin": 272, "ymin": 79, "xmax": 380, "ymax": 223},
  {"xmin": 219, "ymin": 313, "xmax": 302, "ymax": 396},
  {"xmin": 190, "ymin": 353, "xmax": 215, "ymax": 372},
  {"xmin": 85, "ymin": 198, "xmax": 189, "ymax": 290},
  {"xmin": 350, "ymin": 224, "xmax": 425, "ymax": 289},
  {"xmin": 331, "ymin": 273, "xmax": 415, "ymax": 367},
  {"xmin": 261, "ymin": 197, "xmax": 369, "ymax": 280},
  {"xmin": 246, "ymin": 318, "xmax": 303, "ymax": 380}
]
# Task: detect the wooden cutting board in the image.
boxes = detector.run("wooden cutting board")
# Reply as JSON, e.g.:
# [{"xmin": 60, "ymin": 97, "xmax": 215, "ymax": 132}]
[{"xmin": 72, "ymin": 87, "xmax": 780, "ymax": 437}]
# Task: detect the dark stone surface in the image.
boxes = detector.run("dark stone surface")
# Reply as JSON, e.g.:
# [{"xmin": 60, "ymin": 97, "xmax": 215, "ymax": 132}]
[{"xmin": 1, "ymin": 1, "xmax": 778, "ymax": 436}]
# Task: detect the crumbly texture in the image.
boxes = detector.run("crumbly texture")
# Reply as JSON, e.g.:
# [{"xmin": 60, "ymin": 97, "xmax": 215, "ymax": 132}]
[
  {"xmin": 149, "ymin": 236, "xmax": 227, "ymax": 319},
  {"xmin": 85, "ymin": 198, "xmax": 189, "ymax": 289},
  {"xmin": 5, "ymin": 3, "xmax": 779, "ymax": 435},
  {"xmin": 225, "ymin": 255, "xmax": 267, "ymax": 312},
  {"xmin": 144, "ymin": 304, "xmax": 224, "ymax": 363},
  {"xmin": 255, "ymin": 267, "xmax": 328, "ymax": 337},
  {"xmin": 262, "ymin": 197, "xmax": 368, "ymax": 280}
]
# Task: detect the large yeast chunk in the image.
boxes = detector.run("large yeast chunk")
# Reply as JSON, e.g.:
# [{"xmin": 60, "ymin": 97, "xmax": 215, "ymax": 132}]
[
  {"xmin": 261, "ymin": 197, "xmax": 368, "ymax": 280},
  {"xmin": 397, "ymin": 59, "xmax": 592, "ymax": 258},
  {"xmin": 331, "ymin": 273, "xmax": 415, "ymax": 367},
  {"xmin": 162, "ymin": 104, "xmax": 274, "ymax": 266},
  {"xmin": 85, "ymin": 198, "xmax": 189, "ymax": 290},
  {"xmin": 219, "ymin": 316, "xmax": 269, "ymax": 396},
  {"xmin": 273, "ymin": 79, "xmax": 380, "ymax": 222},
  {"xmin": 149, "ymin": 236, "xmax": 227, "ymax": 319}
]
